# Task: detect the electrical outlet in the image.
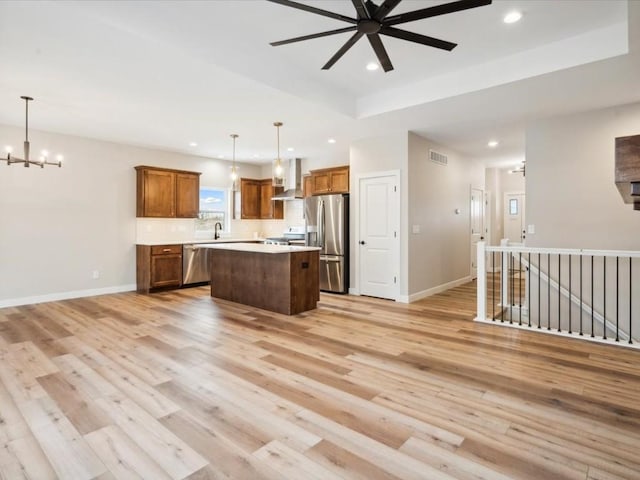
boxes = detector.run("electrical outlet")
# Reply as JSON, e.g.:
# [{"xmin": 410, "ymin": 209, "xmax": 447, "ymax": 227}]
[
  {"xmin": 527, "ymin": 224, "xmax": 535, "ymax": 234},
  {"xmin": 412, "ymin": 224, "xmax": 420, "ymax": 234},
  {"xmin": 92, "ymin": 270, "xmax": 100, "ymax": 279}
]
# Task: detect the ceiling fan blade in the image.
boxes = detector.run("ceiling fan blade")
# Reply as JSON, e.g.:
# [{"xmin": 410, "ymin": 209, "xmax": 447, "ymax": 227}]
[
  {"xmin": 322, "ymin": 31, "xmax": 364, "ymax": 70},
  {"xmin": 266, "ymin": 0, "xmax": 357, "ymax": 24},
  {"xmin": 367, "ymin": 34, "xmax": 394, "ymax": 72},
  {"xmin": 351, "ymin": 0, "xmax": 371, "ymax": 19},
  {"xmin": 373, "ymin": 0, "xmax": 403, "ymax": 21},
  {"xmin": 385, "ymin": 0, "xmax": 492, "ymax": 26},
  {"xmin": 271, "ymin": 26, "xmax": 357, "ymax": 46},
  {"xmin": 380, "ymin": 26, "xmax": 456, "ymax": 51}
]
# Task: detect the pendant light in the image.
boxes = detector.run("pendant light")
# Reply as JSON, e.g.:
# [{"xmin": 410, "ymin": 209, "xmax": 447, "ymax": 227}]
[
  {"xmin": 2, "ymin": 96, "xmax": 63, "ymax": 168},
  {"xmin": 272, "ymin": 121, "xmax": 285, "ymax": 187},
  {"xmin": 229, "ymin": 133, "xmax": 239, "ymax": 191}
]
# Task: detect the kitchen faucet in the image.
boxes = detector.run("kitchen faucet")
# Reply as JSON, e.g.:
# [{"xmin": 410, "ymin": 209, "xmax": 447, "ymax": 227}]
[{"xmin": 214, "ymin": 222, "xmax": 223, "ymax": 240}]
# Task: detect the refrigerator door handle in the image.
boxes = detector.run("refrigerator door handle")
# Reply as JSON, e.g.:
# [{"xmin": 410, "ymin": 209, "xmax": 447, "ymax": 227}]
[
  {"xmin": 321, "ymin": 255, "xmax": 341, "ymax": 262},
  {"xmin": 317, "ymin": 200, "xmax": 325, "ymax": 248}
]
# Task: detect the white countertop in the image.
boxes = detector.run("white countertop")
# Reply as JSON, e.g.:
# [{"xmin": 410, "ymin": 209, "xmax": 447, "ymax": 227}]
[
  {"xmin": 199, "ymin": 242, "xmax": 320, "ymax": 254},
  {"xmin": 137, "ymin": 238, "xmax": 262, "ymax": 246}
]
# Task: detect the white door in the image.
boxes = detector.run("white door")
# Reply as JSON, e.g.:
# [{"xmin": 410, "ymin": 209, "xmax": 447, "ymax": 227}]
[
  {"xmin": 504, "ymin": 193, "xmax": 525, "ymax": 244},
  {"xmin": 359, "ymin": 173, "xmax": 399, "ymax": 300},
  {"xmin": 470, "ymin": 188, "xmax": 485, "ymax": 279}
]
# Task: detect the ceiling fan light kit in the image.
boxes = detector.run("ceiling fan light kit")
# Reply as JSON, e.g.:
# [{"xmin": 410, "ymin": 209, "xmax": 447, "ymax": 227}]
[
  {"xmin": 268, "ymin": 0, "xmax": 493, "ymax": 72},
  {"xmin": 2, "ymin": 96, "xmax": 63, "ymax": 168}
]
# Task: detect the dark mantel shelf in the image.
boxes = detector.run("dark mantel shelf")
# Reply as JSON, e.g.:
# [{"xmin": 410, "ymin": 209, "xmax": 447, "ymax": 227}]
[{"xmin": 206, "ymin": 244, "xmax": 320, "ymax": 315}]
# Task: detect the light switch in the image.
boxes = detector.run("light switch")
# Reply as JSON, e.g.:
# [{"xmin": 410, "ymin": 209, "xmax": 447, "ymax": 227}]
[
  {"xmin": 527, "ymin": 224, "xmax": 535, "ymax": 234},
  {"xmin": 412, "ymin": 225, "xmax": 420, "ymax": 234}
]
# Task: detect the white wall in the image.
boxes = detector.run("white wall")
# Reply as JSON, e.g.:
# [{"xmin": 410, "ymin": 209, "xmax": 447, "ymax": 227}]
[
  {"xmin": 485, "ymin": 167, "xmax": 525, "ymax": 245},
  {"xmin": 407, "ymin": 132, "xmax": 484, "ymax": 298},
  {"xmin": 526, "ymin": 101, "xmax": 640, "ymax": 250},
  {"xmin": 0, "ymin": 123, "xmax": 307, "ymax": 306},
  {"xmin": 350, "ymin": 131, "xmax": 408, "ymax": 296}
]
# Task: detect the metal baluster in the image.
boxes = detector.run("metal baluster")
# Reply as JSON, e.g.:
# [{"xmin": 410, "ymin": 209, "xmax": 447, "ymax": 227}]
[
  {"xmin": 579, "ymin": 254, "xmax": 583, "ymax": 336},
  {"xmin": 492, "ymin": 251, "xmax": 496, "ymax": 321},
  {"xmin": 500, "ymin": 250, "xmax": 504, "ymax": 323},
  {"xmin": 603, "ymin": 256, "xmax": 607, "ymax": 340},
  {"xmin": 558, "ymin": 254, "xmax": 562, "ymax": 332},
  {"xmin": 519, "ymin": 251, "xmax": 522, "ymax": 326},
  {"xmin": 616, "ymin": 256, "xmax": 619, "ymax": 342},
  {"xmin": 591, "ymin": 255, "xmax": 595, "ymax": 338},
  {"xmin": 548, "ymin": 253, "xmax": 551, "ymax": 331},
  {"xmin": 568, "ymin": 254, "xmax": 572, "ymax": 334},
  {"xmin": 538, "ymin": 253, "xmax": 541, "ymax": 329},
  {"xmin": 528, "ymin": 252, "xmax": 531, "ymax": 328},
  {"xmin": 630, "ymin": 258, "xmax": 633, "ymax": 345}
]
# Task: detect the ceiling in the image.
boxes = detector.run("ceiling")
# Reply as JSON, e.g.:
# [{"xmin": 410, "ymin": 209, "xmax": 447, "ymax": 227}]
[{"xmin": 0, "ymin": 0, "xmax": 638, "ymax": 168}]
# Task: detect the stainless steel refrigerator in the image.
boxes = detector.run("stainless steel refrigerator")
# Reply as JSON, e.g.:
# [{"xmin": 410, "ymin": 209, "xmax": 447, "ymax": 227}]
[{"xmin": 305, "ymin": 194, "xmax": 349, "ymax": 293}]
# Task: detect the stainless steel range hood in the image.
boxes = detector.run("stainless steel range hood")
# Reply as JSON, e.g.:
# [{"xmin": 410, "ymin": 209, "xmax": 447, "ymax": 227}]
[{"xmin": 272, "ymin": 158, "xmax": 303, "ymax": 200}]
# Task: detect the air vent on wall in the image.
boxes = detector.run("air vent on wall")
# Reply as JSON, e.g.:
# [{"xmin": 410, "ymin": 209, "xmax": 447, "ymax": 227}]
[{"xmin": 429, "ymin": 149, "xmax": 448, "ymax": 166}]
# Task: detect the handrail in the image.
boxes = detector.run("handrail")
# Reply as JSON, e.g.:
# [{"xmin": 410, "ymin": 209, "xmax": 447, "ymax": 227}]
[
  {"xmin": 475, "ymin": 241, "xmax": 638, "ymax": 349},
  {"xmin": 486, "ymin": 245, "xmax": 640, "ymax": 258}
]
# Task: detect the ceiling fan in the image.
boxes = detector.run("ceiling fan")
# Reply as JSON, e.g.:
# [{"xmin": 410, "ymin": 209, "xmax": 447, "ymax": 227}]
[{"xmin": 267, "ymin": 0, "xmax": 493, "ymax": 72}]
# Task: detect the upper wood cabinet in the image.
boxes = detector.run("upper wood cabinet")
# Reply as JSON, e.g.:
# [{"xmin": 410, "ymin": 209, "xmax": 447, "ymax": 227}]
[
  {"xmin": 240, "ymin": 178, "xmax": 284, "ymax": 219},
  {"xmin": 240, "ymin": 178, "xmax": 261, "ymax": 219},
  {"xmin": 303, "ymin": 174, "xmax": 313, "ymax": 198},
  {"xmin": 308, "ymin": 166, "xmax": 349, "ymax": 196},
  {"xmin": 135, "ymin": 166, "xmax": 201, "ymax": 218}
]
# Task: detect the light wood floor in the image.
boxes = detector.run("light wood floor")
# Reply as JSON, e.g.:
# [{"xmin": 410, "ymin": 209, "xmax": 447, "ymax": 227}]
[{"xmin": 0, "ymin": 282, "xmax": 639, "ymax": 479}]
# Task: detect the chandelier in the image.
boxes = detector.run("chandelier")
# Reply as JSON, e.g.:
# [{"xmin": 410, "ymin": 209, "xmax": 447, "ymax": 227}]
[
  {"xmin": 272, "ymin": 121, "xmax": 285, "ymax": 187},
  {"xmin": 229, "ymin": 133, "xmax": 239, "ymax": 191},
  {"xmin": 2, "ymin": 96, "xmax": 63, "ymax": 168}
]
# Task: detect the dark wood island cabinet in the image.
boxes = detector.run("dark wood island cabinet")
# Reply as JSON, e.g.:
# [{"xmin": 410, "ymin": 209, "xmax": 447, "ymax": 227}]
[{"xmin": 204, "ymin": 243, "xmax": 320, "ymax": 315}]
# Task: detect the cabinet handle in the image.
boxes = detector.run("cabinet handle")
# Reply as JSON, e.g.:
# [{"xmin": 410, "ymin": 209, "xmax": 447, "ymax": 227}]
[{"xmin": 162, "ymin": 248, "xmax": 171, "ymax": 252}]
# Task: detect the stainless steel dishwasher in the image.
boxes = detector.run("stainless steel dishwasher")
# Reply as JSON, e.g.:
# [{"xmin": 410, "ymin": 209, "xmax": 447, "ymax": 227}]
[{"xmin": 182, "ymin": 244, "xmax": 211, "ymax": 285}]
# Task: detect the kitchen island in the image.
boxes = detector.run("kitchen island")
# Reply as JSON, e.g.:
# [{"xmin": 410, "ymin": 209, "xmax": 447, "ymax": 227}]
[{"xmin": 200, "ymin": 243, "xmax": 320, "ymax": 315}]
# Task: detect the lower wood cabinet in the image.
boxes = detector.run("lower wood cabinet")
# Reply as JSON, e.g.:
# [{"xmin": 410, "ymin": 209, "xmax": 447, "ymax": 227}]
[{"xmin": 136, "ymin": 244, "xmax": 182, "ymax": 293}]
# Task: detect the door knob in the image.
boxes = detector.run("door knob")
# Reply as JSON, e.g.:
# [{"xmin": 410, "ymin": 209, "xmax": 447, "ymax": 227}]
[{"xmin": 359, "ymin": 241, "xmax": 366, "ymax": 245}]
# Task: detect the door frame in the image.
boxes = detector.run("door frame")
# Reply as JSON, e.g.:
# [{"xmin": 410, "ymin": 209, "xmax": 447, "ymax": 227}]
[
  {"xmin": 503, "ymin": 191, "xmax": 525, "ymax": 245},
  {"xmin": 469, "ymin": 186, "xmax": 486, "ymax": 279},
  {"xmin": 353, "ymin": 169, "xmax": 401, "ymax": 301}
]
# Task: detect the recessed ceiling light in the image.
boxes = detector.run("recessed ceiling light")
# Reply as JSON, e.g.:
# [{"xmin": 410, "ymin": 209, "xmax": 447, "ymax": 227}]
[
  {"xmin": 219, "ymin": 155, "xmax": 225, "ymax": 158},
  {"xmin": 488, "ymin": 140, "xmax": 499, "ymax": 148},
  {"xmin": 366, "ymin": 62, "xmax": 379, "ymax": 71},
  {"xmin": 287, "ymin": 147, "xmax": 294, "ymax": 152},
  {"xmin": 503, "ymin": 11, "xmax": 522, "ymax": 24},
  {"xmin": 189, "ymin": 142, "xmax": 198, "ymax": 147},
  {"xmin": 328, "ymin": 138, "xmax": 336, "ymax": 144},
  {"xmin": 253, "ymin": 154, "xmax": 259, "ymax": 158}
]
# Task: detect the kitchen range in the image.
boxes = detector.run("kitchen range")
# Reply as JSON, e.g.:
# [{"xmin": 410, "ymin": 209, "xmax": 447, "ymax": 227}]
[{"xmin": 263, "ymin": 226, "xmax": 306, "ymax": 246}]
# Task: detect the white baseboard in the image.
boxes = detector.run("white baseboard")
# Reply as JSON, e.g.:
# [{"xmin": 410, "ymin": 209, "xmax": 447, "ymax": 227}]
[
  {"xmin": 397, "ymin": 276, "xmax": 472, "ymax": 304},
  {"xmin": 0, "ymin": 284, "xmax": 137, "ymax": 308},
  {"xmin": 348, "ymin": 288, "xmax": 360, "ymax": 296}
]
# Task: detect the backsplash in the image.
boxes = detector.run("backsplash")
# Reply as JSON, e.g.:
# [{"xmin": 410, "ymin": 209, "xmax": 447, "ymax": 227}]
[{"xmin": 135, "ymin": 199, "xmax": 305, "ymax": 243}]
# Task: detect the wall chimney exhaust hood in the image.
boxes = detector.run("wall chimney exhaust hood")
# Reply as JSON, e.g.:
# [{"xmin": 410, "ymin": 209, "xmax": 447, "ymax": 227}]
[{"xmin": 272, "ymin": 158, "xmax": 303, "ymax": 200}]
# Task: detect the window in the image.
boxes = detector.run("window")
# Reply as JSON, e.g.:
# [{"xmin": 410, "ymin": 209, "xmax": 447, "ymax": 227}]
[
  {"xmin": 195, "ymin": 187, "xmax": 228, "ymax": 233},
  {"xmin": 509, "ymin": 198, "xmax": 518, "ymax": 215}
]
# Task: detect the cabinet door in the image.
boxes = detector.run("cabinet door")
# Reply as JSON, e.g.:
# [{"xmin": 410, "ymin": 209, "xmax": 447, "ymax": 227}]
[
  {"xmin": 258, "ymin": 181, "xmax": 284, "ymax": 219},
  {"xmin": 303, "ymin": 175, "xmax": 313, "ymax": 198},
  {"xmin": 312, "ymin": 172, "xmax": 331, "ymax": 194},
  {"xmin": 241, "ymin": 179, "xmax": 260, "ymax": 219},
  {"xmin": 329, "ymin": 167, "xmax": 349, "ymax": 193},
  {"xmin": 141, "ymin": 170, "xmax": 175, "ymax": 217},
  {"xmin": 150, "ymin": 254, "xmax": 182, "ymax": 288},
  {"xmin": 176, "ymin": 173, "xmax": 199, "ymax": 218}
]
